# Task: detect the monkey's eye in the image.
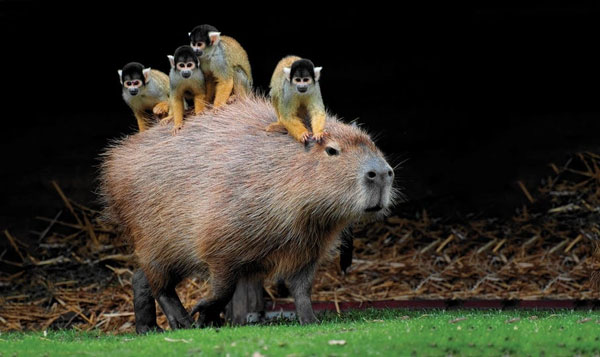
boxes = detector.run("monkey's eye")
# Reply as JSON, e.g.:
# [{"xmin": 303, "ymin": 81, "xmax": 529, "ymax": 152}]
[
  {"xmin": 132, "ymin": 80, "xmax": 140, "ymax": 86},
  {"xmin": 303, "ymin": 78, "xmax": 310, "ymax": 83},
  {"xmin": 178, "ymin": 63, "xmax": 186, "ymax": 68},
  {"xmin": 325, "ymin": 147, "xmax": 339, "ymax": 156},
  {"xmin": 126, "ymin": 81, "xmax": 132, "ymax": 86},
  {"xmin": 186, "ymin": 63, "xmax": 193, "ymax": 68}
]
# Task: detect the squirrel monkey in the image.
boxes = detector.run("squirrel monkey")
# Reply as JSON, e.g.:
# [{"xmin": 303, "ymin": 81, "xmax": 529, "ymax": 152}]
[
  {"xmin": 266, "ymin": 56, "xmax": 326, "ymax": 143},
  {"xmin": 118, "ymin": 62, "xmax": 170, "ymax": 132},
  {"xmin": 189, "ymin": 24, "xmax": 252, "ymax": 107},
  {"xmin": 161, "ymin": 45, "xmax": 207, "ymax": 135}
]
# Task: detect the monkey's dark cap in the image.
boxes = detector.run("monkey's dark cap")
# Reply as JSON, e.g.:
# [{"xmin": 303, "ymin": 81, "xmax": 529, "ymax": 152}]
[
  {"xmin": 174, "ymin": 45, "xmax": 199, "ymax": 65},
  {"xmin": 121, "ymin": 62, "xmax": 146, "ymax": 84},
  {"xmin": 189, "ymin": 24, "xmax": 219, "ymax": 42},
  {"xmin": 291, "ymin": 59, "xmax": 316, "ymax": 79}
]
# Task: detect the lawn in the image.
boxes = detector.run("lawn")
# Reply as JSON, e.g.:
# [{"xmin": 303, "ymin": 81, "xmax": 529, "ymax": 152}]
[{"xmin": 1, "ymin": 309, "xmax": 600, "ymax": 356}]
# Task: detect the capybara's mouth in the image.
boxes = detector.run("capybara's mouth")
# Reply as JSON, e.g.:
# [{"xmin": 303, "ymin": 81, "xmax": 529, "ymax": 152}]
[{"xmin": 365, "ymin": 205, "xmax": 383, "ymax": 212}]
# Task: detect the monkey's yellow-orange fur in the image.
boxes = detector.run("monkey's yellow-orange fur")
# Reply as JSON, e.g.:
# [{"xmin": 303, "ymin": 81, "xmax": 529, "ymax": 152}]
[
  {"xmin": 127, "ymin": 70, "xmax": 170, "ymax": 132},
  {"xmin": 201, "ymin": 36, "xmax": 252, "ymax": 107},
  {"xmin": 267, "ymin": 56, "xmax": 326, "ymax": 143}
]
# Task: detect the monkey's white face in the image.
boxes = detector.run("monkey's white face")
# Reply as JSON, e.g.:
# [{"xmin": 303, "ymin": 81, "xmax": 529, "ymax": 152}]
[
  {"xmin": 123, "ymin": 79, "xmax": 143, "ymax": 96},
  {"xmin": 176, "ymin": 62, "xmax": 196, "ymax": 78},
  {"xmin": 292, "ymin": 76, "xmax": 314, "ymax": 94},
  {"xmin": 191, "ymin": 41, "xmax": 206, "ymax": 56}
]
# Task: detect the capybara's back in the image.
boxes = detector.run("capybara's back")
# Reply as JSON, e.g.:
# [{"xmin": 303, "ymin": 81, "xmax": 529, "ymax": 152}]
[{"xmin": 100, "ymin": 95, "xmax": 395, "ymax": 327}]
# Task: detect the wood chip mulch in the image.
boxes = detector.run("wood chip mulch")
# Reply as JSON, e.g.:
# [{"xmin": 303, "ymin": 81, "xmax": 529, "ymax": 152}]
[{"xmin": 1, "ymin": 152, "xmax": 599, "ymax": 333}]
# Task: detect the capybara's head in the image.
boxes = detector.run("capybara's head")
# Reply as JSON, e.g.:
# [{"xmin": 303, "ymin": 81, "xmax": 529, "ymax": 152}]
[{"xmin": 299, "ymin": 122, "xmax": 396, "ymax": 223}]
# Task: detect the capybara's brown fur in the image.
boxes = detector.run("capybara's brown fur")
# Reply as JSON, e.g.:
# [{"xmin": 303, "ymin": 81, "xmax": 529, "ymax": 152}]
[{"xmin": 100, "ymin": 95, "xmax": 396, "ymax": 327}]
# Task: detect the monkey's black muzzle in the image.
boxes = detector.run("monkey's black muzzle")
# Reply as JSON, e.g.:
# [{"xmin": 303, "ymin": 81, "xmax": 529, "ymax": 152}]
[
  {"xmin": 297, "ymin": 86, "xmax": 308, "ymax": 93},
  {"xmin": 181, "ymin": 71, "xmax": 192, "ymax": 79},
  {"xmin": 129, "ymin": 88, "xmax": 139, "ymax": 96}
]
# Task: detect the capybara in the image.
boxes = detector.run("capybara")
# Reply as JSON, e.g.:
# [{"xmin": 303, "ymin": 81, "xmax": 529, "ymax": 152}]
[{"xmin": 99, "ymin": 95, "xmax": 396, "ymax": 333}]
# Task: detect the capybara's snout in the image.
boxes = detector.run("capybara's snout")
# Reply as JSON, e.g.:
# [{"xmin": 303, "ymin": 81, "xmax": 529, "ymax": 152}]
[{"xmin": 361, "ymin": 156, "xmax": 394, "ymax": 212}]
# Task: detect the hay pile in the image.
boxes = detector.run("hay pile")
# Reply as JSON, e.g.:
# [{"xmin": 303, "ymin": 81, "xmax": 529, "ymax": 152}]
[{"xmin": 1, "ymin": 153, "xmax": 599, "ymax": 332}]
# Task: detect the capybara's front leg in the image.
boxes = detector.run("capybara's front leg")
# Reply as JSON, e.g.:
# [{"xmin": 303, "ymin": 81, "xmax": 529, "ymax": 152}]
[
  {"xmin": 132, "ymin": 270, "xmax": 163, "ymax": 334},
  {"xmin": 155, "ymin": 284, "xmax": 193, "ymax": 330},
  {"xmin": 287, "ymin": 262, "xmax": 319, "ymax": 325}
]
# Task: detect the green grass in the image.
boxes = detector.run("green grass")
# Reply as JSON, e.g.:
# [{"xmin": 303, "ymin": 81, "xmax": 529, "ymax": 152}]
[{"xmin": 1, "ymin": 309, "xmax": 600, "ymax": 356}]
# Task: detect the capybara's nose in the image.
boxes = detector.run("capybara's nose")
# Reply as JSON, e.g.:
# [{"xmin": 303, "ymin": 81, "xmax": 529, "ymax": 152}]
[{"xmin": 364, "ymin": 157, "xmax": 394, "ymax": 187}]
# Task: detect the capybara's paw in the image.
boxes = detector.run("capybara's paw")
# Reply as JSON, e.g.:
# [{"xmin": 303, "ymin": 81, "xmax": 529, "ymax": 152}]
[
  {"xmin": 312, "ymin": 130, "xmax": 329, "ymax": 143},
  {"xmin": 170, "ymin": 123, "xmax": 183, "ymax": 135},
  {"xmin": 159, "ymin": 116, "xmax": 173, "ymax": 126},
  {"xmin": 153, "ymin": 101, "xmax": 170, "ymax": 116},
  {"xmin": 265, "ymin": 122, "xmax": 287, "ymax": 133},
  {"xmin": 136, "ymin": 324, "xmax": 164, "ymax": 334},
  {"xmin": 194, "ymin": 311, "xmax": 223, "ymax": 328},
  {"xmin": 298, "ymin": 313, "xmax": 319, "ymax": 325}
]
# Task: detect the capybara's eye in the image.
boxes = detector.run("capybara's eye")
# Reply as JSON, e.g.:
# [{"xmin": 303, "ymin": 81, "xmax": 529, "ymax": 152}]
[{"xmin": 326, "ymin": 147, "xmax": 339, "ymax": 156}]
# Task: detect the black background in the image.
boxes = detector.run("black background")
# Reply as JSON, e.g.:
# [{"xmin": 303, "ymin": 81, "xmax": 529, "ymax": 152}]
[{"xmin": 2, "ymin": 2, "xmax": 600, "ymax": 242}]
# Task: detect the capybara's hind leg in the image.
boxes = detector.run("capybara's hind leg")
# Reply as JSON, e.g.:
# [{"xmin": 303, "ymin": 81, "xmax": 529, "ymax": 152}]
[
  {"xmin": 132, "ymin": 270, "xmax": 163, "ymax": 334},
  {"xmin": 190, "ymin": 272, "xmax": 238, "ymax": 327},
  {"xmin": 226, "ymin": 276, "xmax": 265, "ymax": 325},
  {"xmin": 155, "ymin": 283, "xmax": 193, "ymax": 330},
  {"xmin": 287, "ymin": 262, "xmax": 319, "ymax": 325}
]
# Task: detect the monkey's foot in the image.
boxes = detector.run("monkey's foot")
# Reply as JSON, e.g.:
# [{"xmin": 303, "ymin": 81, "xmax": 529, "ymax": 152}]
[
  {"xmin": 226, "ymin": 94, "xmax": 237, "ymax": 105},
  {"xmin": 170, "ymin": 123, "xmax": 183, "ymax": 135},
  {"xmin": 265, "ymin": 122, "xmax": 287, "ymax": 134},
  {"xmin": 159, "ymin": 116, "xmax": 173, "ymax": 126},
  {"xmin": 153, "ymin": 101, "xmax": 170, "ymax": 117},
  {"xmin": 312, "ymin": 130, "xmax": 329, "ymax": 143}
]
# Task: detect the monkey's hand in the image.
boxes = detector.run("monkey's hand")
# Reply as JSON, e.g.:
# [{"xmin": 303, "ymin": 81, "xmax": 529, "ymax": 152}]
[
  {"xmin": 170, "ymin": 122, "xmax": 183, "ymax": 135},
  {"xmin": 299, "ymin": 131, "xmax": 312, "ymax": 144},
  {"xmin": 312, "ymin": 130, "xmax": 329, "ymax": 143},
  {"xmin": 159, "ymin": 116, "xmax": 174, "ymax": 126},
  {"xmin": 153, "ymin": 101, "xmax": 170, "ymax": 117}
]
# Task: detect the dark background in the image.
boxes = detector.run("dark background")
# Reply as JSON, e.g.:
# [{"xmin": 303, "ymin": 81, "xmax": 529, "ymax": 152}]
[{"xmin": 2, "ymin": 3, "xmax": 600, "ymax": 244}]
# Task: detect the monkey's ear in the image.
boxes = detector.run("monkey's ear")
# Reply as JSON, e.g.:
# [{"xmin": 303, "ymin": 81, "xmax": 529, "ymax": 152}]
[
  {"xmin": 208, "ymin": 31, "xmax": 221, "ymax": 45},
  {"xmin": 350, "ymin": 121, "xmax": 359, "ymax": 128},
  {"xmin": 314, "ymin": 67, "xmax": 323, "ymax": 81},
  {"xmin": 142, "ymin": 68, "xmax": 151, "ymax": 83},
  {"xmin": 167, "ymin": 55, "xmax": 175, "ymax": 68},
  {"xmin": 283, "ymin": 67, "xmax": 291, "ymax": 81},
  {"xmin": 117, "ymin": 70, "xmax": 123, "ymax": 84}
]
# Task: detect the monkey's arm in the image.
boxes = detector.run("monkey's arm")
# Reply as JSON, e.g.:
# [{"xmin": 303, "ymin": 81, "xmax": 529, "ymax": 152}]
[
  {"xmin": 308, "ymin": 104, "xmax": 327, "ymax": 142},
  {"xmin": 134, "ymin": 111, "xmax": 149, "ymax": 132},
  {"xmin": 213, "ymin": 77, "xmax": 234, "ymax": 108},
  {"xmin": 153, "ymin": 101, "xmax": 170, "ymax": 117},
  {"xmin": 160, "ymin": 96, "xmax": 184, "ymax": 135},
  {"xmin": 193, "ymin": 93, "xmax": 206, "ymax": 115},
  {"xmin": 205, "ymin": 79, "xmax": 216, "ymax": 105},
  {"xmin": 280, "ymin": 115, "xmax": 311, "ymax": 143}
]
